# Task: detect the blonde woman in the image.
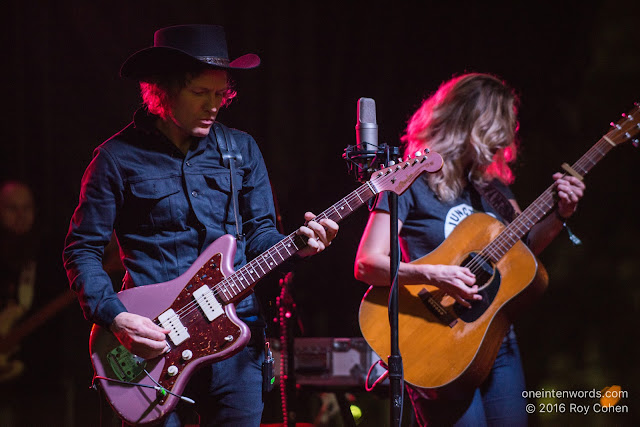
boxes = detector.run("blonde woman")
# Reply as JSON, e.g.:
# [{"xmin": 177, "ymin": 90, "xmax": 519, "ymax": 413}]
[{"xmin": 355, "ymin": 73, "xmax": 585, "ymax": 425}]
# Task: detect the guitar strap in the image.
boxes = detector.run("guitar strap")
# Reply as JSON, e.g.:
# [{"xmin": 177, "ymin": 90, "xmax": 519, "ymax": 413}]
[
  {"xmin": 472, "ymin": 181, "xmax": 516, "ymax": 224},
  {"xmin": 213, "ymin": 123, "xmax": 245, "ymax": 242},
  {"xmin": 472, "ymin": 180, "xmax": 538, "ymax": 246}
]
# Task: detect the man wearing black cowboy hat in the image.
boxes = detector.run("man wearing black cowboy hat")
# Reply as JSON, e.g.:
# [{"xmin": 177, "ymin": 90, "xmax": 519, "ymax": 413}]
[{"xmin": 63, "ymin": 24, "xmax": 338, "ymax": 426}]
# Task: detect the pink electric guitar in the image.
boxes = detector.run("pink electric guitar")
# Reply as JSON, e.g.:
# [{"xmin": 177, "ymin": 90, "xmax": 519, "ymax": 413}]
[{"xmin": 89, "ymin": 150, "xmax": 443, "ymax": 425}]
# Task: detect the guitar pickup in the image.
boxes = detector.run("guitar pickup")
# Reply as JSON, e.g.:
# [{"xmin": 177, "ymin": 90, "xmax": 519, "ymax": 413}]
[
  {"xmin": 193, "ymin": 285, "xmax": 224, "ymax": 322},
  {"xmin": 418, "ymin": 288, "xmax": 458, "ymax": 328},
  {"xmin": 158, "ymin": 309, "xmax": 190, "ymax": 346}
]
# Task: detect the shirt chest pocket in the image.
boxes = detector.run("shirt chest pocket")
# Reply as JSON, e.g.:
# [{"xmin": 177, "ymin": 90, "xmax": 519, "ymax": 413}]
[
  {"xmin": 203, "ymin": 171, "xmax": 243, "ymax": 229},
  {"xmin": 128, "ymin": 177, "xmax": 182, "ymax": 231}
]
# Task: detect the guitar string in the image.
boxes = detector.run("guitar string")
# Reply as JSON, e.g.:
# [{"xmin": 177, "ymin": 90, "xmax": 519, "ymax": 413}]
[
  {"xmin": 159, "ymin": 186, "xmax": 371, "ymax": 325},
  {"xmin": 252, "ymin": 120, "xmax": 633, "ymax": 303},
  {"xmin": 464, "ymin": 112, "xmax": 636, "ymax": 272},
  {"xmin": 150, "ymin": 156, "xmax": 431, "ymax": 334},
  {"xmin": 154, "ymin": 125, "xmax": 627, "ymax": 329},
  {"xmin": 180, "ymin": 166, "xmax": 405, "ymax": 322},
  {"xmin": 155, "ymin": 115, "xmax": 637, "ymax": 329},
  {"xmin": 462, "ymin": 129, "xmax": 623, "ymax": 278},
  {"xmin": 104, "ymin": 157, "xmax": 429, "ymax": 401},
  {"xmin": 452, "ymin": 169, "xmax": 559, "ymax": 274},
  {"xmin": 199, "ymin": 156, "xmax": 436, "ymax": 304},
  {"xmin": 465, "ymin": 146, "xmax": 592, "ymax": 273},
  {"xmin": 149, "ymin": 175, "xmax": 379, "ymax": 330},
  {"xmin": 166, "ymin": 135, "xmax": 625, "ymax": 327}
]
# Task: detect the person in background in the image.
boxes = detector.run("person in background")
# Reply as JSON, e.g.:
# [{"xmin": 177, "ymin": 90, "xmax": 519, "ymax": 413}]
[
  {"xmin": 0, "ymin": 180, "xmax": 37, "ymax": 345},
  {"xmin": 0, "ymin": 180, "xmax": 37, "ymax": 426}
]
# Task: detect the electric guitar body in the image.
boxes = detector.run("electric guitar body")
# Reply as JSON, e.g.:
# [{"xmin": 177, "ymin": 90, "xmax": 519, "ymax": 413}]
[
  {"xmin": 90, "ymin": 235, "xmax": 250, "ymax": 425},
  {"xmin": 89, "ymin": 150, "xmax": 444, "ymax": 425}
]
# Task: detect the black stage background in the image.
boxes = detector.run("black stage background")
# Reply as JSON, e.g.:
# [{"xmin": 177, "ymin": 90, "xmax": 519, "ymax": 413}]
[{"xmin": 1, "ymin": 1, "xmax": 638, "ymax": 425}]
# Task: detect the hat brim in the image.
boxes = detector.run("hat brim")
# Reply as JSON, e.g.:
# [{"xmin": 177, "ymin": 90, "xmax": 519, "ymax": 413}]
[{"xmin": 120, "ymin": 46, "xmax": 260, "ymax": 79}]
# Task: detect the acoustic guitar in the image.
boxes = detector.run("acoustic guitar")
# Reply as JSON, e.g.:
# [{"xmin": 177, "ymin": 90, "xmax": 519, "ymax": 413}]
[
  {"xmin": 359, "ymin": 104, "xmax": 639, "ymax": 397},
  {"xmin": 89, "ymin": 150, "xmax": 443, "ymax": 426}
]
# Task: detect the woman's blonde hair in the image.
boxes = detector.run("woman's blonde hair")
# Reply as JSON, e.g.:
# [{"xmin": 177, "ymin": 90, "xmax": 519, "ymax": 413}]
[{"xmin": 402, "ymin": 73, "xmax": 519, "ymax": 201}]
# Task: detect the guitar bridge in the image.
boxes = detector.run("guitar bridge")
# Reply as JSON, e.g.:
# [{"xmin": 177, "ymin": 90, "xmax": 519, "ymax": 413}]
[{"xmin": 418, "ymin": 289, "xmax": 458, "ymax": 328}]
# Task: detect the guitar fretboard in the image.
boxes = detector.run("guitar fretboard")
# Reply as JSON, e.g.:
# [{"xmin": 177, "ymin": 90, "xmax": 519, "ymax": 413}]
[
  {"xmin": 216, "ymin": 183, "xmax": 378, "ymax": 304},
  {"xmin": 212, "ymin": 151, "xmax": 444, "ymax": 303},
  {"xmin": 482, "ymin": 133, "xmax": 619, "ymax": 263}
]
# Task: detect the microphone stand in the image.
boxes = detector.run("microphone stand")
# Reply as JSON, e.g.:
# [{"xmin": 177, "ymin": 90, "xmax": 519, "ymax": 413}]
[
  {"xmin": 344, "ymin": 143, "xmax": 403, "ymax": 426},
  {"xmin": 385, "ymin": 147, "xmax": 403, "ymax": 427}
]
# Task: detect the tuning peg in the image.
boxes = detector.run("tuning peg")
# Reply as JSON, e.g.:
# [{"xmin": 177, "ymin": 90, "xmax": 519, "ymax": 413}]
[
  {"xmin": 633, "ymin": 138, "xmax": 639, "ymax": 148},
  {"xmin": 415, "ymin": 150, "xmax": 422, "ymax": 157}
]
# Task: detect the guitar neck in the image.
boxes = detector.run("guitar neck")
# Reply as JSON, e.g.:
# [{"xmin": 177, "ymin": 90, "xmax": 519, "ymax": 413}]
[
  {"xmin": 0, "ymin": 290, "xmax": 76, "ymax": 353},
  {"xmin": 484, "ymin": 136, "xmax": 617, "ymax": 263},
  {"xmin": 217, "ymin": 182, "xmax": 378, "ymax": 304},
  {"xmin": 211, "ymin": 149, "xmax": 445, "ymax": 304}
]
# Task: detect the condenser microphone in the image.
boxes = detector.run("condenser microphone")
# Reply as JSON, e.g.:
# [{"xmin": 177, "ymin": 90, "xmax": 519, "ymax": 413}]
[
  {"xmin": 354, "ymin": 97, "xmax": 379, "ymax": 181},
  {"xmin": 356, "ymin": 97, "xmax": 378, "ymax": 152}
]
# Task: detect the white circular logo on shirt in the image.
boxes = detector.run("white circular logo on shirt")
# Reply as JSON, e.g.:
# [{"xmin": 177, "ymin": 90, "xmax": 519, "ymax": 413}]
[{"xmin": 443, "ymin": 204, "xmax": 496, "ymax": 238}]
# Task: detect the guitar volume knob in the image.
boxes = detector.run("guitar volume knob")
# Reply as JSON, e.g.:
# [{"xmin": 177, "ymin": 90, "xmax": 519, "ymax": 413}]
[
  {"xmin": 181, "ymin": 350, "xmax": 193, "ymax": 361},
  {"xmin": 167, "ymin": 365, "xmax": 179, "ymax": 377}
]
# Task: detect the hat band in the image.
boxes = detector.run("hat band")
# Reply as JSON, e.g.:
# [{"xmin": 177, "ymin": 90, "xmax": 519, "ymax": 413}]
[{"xmin": 197, "ymin": 56, "xmax": 230, "ymax": 66}]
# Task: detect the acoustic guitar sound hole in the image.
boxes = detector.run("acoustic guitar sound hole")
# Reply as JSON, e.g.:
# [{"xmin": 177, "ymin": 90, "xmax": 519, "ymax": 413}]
[{"xmin": 453, "ymin": 252, "xmax": 501, "ymax": 322}]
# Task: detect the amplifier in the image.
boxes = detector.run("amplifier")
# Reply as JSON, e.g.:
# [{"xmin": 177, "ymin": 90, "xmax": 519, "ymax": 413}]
[{"xmin": 268, "ymin": 337, "xmax": 388, "ymax": 388}]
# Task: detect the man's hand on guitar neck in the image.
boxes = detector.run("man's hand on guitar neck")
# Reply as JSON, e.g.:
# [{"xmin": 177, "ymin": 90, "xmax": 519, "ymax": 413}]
[
  {"xmin": 110, "ymin": 312, "xmax": 171, "ymax": 359},
  {"xmin": 296, "ymin": 211, "xmax": 339, "ymax": 258}
]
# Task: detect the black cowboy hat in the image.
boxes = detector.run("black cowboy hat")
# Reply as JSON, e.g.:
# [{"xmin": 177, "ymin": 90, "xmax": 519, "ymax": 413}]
[{"xmin": 120, "ymin": 24, "xmax": 260, "ymax": 79}]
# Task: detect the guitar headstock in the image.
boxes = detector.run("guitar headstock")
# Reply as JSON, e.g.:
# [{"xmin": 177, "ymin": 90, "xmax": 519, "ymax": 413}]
[
  {"xmin": 607, "ymin": 103, "xmax": 640, "ymax": 147},
  {"xmin": 369, "ymin": 150, "xmax": 443, "ymax": 195}
]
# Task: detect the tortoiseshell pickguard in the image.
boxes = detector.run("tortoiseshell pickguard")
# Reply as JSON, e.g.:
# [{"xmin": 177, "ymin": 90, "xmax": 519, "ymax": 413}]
[{"xmin": 154, "ymin": 253, "xmax": 242, "ymax": 394}]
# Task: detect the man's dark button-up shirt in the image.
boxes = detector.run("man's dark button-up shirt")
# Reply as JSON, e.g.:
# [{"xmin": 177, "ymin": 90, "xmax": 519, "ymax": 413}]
[{"xmin": 63, "ymin": 109, "xmax": 283, "ymax": 328}]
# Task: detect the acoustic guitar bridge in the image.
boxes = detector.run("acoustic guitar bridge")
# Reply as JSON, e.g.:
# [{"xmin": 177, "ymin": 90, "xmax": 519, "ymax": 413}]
[{"xmin": 418, "ymin": 289, "xmax": 458, "ymax": 328}]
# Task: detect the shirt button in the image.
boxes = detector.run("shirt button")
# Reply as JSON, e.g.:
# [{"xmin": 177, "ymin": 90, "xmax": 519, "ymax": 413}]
[
  {"xmin": 186, "ymin": 161, "xmax": 191, "ymax": 166},
  {"xmin": 191, "ymin": 190, "xmax": 198, "ymax": 197}
]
